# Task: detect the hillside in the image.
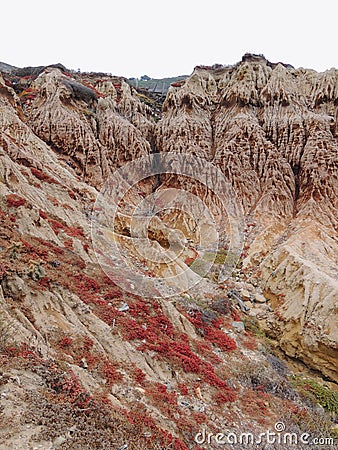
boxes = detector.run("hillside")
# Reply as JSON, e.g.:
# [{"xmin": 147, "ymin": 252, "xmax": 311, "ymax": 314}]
[
  {"xmin": 128, "ymin": 75, "xmax": 188, "ymax": 99},
  {"xmin": 0, "ymin": 55, "xmax": 337, "ymax": 449}
]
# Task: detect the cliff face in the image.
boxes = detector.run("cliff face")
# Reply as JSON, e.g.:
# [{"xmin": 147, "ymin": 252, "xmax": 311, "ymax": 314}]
[
  {"xmin": 0, "ymin": 57, "xmax": 337, "ymax": 449},
  {"xmin": 157, "ymin": 57, "xmax": 338, "ymax": 381}
]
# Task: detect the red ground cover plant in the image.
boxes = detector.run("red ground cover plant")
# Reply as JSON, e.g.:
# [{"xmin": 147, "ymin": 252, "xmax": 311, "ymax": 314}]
[
  {"xmin": 39, "ymin": 209, "xmax": 48, "ymax": 219},
  {"xmin": 30, "ymin": 167, "xmax": 58, "ymax": 184},
  {"xmin": 177, "ymin": 383, "xmax": 189, "ymax": 395},
  {"xmin": 185, "ymin": 311, "xmax": 237, "ymax": 351},
  {"xmin": 66, "ymin": 226, "xmax": 85, "ymax": 238},
  {"xmin": 239, "ymin": 388, "xmax": 270, "ymax": 423},
  {"xmin": 33, "ymin": 236, "xmax": 65, "ymax": 255},
  {"xmin": 44, "ymin": 214, "xmax": 86, "ymax": 241},
  {"xmin": 67, "ymin": 189, "xmax": 77, "ymax": 199},
  {"xmin": 82, "ymin": 336, "xmax": 94, "ymax": 351},
  {"xmin": 130, "ymin": 367, "xmax": 146, "ymax": 385},
  {"xmin": 104, "ymin": 287, "xmax": 123, "ymax": 301},
  {"xmin": 48, "ymin": 218, "xmax": 65, "ymax": 234},
  {"xmin": 48, "ymin": 369, "xmax": 93, "ymax": 409},
  {"xmin": 6, "ymin": 194, "xmax": 27, "ymax": 208},
  {"xmin": 63, "ymin": 238, "xmax": 73, "ymax": 250},
  {"xmin": 21, "ymin": 238, "xmax": 49, "ymax": 260},
  {"xmin": 231, "ymin": 309, "xmax": 241, "ymax": 321},
  {"xmin": 4, "ymin": 342, "xmax": 37, "ymax": 359},
  {"xmin": 36, "ymin": 277, "xmax": 51, "ymax": 290},
  {"xmin": 214, "ymin": 389, "xmax": 236, "ymax": 404},
  {"xmin": 110, "ymin": 296, "xmax": 237, "ymax": 400},
  {"xmin": 99, "ymin": 360, "xmax": 122, "ymax": 388},
  {"xmin": 81, "ymin": 81, "xmax": 105, "ymax": 98},
  {"xmin": 174, "ymin": 439, "xmax": 190, "ymax": 450},
  {"xmin": 194, "ymin": 339, "xmax": 222, "ymax": 364},
  {"xmin": 147, "ymin": 382, "xmax": 178, "ymax": 418},
  {"xmin": 58, "ymin": 336, "xmax": 73, "ymax": 349}
]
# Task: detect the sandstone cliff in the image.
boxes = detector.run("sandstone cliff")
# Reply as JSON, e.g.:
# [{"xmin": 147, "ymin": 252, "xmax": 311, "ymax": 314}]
[{"xmin": 157, "ymin": 55, "xmax": 338, "ymax": 381}]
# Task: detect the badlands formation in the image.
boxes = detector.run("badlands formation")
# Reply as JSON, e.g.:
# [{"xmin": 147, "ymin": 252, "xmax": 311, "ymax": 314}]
[{"xmin": 0, "ymin": 54, "xmax": 337, "ymax": 449}]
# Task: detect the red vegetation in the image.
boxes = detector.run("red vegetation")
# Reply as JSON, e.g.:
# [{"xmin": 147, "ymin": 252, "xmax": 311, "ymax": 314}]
[
  {"xmin": 174, "ymin": 439, "xmax": 190, "ymax": 450},
  {"xmin": 203, "ymin": 324, "xmax": 237, "ymax": 351},
  {"xmin": 239, "ymin": 389, "xmax": 270, "ymax": 421},
  {"xmin": 65, "ymin": 226, "xmax": 84, "ymax": 238},
  {"xmin": 178, "ymin": 383, "xmax": 189, "ymax": 395},
  {"xmin": 186, "ymin": 311, "xmax": 237, "ymax": 351},
  {"xmin": 30, "ymin": 167, "xmax": 58, "ymax": 184},
  {"xmin": 50, "ymin": 370, "xmax": 93, "ymax": 408},
  {"xmin": 214, "ymin": 389, "xmax": 236, "ymax": 404},
  {"xmin": 67, "ymin": 189, "xmax": 77, "ymax": 199},
  {"xmin": 34, "ymin": 237, "xmax": 65, "ymax": 255},
  {"xmin": 115, "ymin": 298, "xmax": 236, "ymax": 399},
  {"xmin": 83, "ymin": 336, "xmax": 94, "ymax": 351},
  {"xmin": 58, "ymin": 336, "xmax": 73, "ymax": 348},
  {"xmin": 4, "ymin": 78, "xmax": 12, "ymax": 87},
  {"xmin": 6, "ymin": 194, "xmax": 26, "ymax": 208},
  {"xmin": 21, "ymin": 238, "xmax": 48, "ymax": 260},
  {"xmin": 64, "ymin": 238, "xmax": 73, "ymax": 250},
  {"xmin": 39, "ymin": 209, "xmax": 48, "ymax": 219},
  {"xmin": 146, "ymin": 382, "xmax": 178, "ymax": 419},
  {"xmin": 99, "ymin": 360, "xmax": 122, "ymax": 388},
  {"xmin": 232, "ymin": 310, "xmax": 241, "ymax": 321},
  {"xmin": 148, "ymin": 382, "xmax": 177, "ymax": 406},
  {"xmin": 77, "ymin": 275, "xmax": 101, "ymax": 293},
  {"xmin": 103, "ymin": 287, "xmax": 123, "ymax": 301},
  {"xmin": 4, "ymin": 342, "xmax": 37, "ymax": 359},
  {"xmin": 48, "ymin": 218, "xmax": 65, "ymax": 234},
  {"xmin": 194, "ymin": 340, "xmax": 222, "ymax": 364},
  {"xmin": 47, "ymin": 217, "xmax": 85, "ymax": 240},
  {"xmin": 36, "ymin": 277, "xmax": 51, "ymax": 290},
  {"xmin": 81, "ymin": 81, "xmax": 105, "ymax": 98},
  {"xmin": 131, "ymin": 367, "xmax": 146, "ymax": 385}
]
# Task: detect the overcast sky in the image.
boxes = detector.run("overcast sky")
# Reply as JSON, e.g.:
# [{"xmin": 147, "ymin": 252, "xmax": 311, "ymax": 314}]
[{"xmin": 1, "ymin": 0, "xmax": 337, "ymax": 78}]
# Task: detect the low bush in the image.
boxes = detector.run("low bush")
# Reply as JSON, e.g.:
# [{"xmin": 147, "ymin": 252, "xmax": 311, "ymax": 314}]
[{"xmin": 291, "ymin": 376, "xmax": 338, "ymax": 414}]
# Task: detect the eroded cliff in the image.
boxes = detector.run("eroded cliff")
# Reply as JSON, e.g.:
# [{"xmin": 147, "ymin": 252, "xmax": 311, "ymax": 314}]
[{"xmin": 0, "ymin": 56, "xmax": 337, "ymax": 449}]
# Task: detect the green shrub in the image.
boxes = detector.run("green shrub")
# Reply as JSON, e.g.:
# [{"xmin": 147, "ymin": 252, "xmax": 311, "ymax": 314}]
[{"xmin": 291, "ymin": 376, "xmax": 338, "ymax": 414}]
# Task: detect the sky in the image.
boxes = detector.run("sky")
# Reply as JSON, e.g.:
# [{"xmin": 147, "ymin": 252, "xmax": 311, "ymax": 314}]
[{"xmin": 1, "ymin": 0, "xmax": 337, "ymax": 78}]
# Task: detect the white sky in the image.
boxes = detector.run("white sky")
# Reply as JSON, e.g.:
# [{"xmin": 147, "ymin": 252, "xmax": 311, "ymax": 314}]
[{"xmin": 1, "ymin": 0, "xmax": 337, "ymax": 78}]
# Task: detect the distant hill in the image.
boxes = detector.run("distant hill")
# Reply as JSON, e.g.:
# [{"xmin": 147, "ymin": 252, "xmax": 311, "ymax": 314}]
[
  {"xmin": 0, "ymin": 61, "xmax": 18, "ymax": 73},
  {"xmin": 128, "ymin": 75, "xmax": 188, "ymax": 94}
]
